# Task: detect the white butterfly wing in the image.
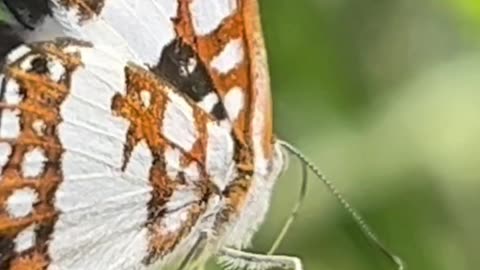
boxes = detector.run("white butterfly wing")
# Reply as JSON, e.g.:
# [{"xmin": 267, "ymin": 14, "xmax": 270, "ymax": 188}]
[
  {"xmin": 0, "ymin": 40, "xmax": 152, "ymax": 269},
  {"xmin": 0, "ymin": 37, "xmax": 235, "ymax": 269},
  {"xmin": 0, "ymin": 0, "xmax": 282, "ymax": 269},
  {"xmin": 50, "ymin": 45, "xmax": 152, "ymax": 269},
  {"xmin": 48, "ymin": 0, "xmax": 177, "ymax": 64}
]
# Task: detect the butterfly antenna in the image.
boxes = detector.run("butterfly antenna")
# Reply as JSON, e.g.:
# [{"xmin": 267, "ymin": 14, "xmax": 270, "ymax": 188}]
[
  {"xmin": 279, "ymin": 140, "xmax": 405, "ymax": 270},
  {"xmin": 268, "ymin": 154, "xmax": 308, "ymax": 255}
]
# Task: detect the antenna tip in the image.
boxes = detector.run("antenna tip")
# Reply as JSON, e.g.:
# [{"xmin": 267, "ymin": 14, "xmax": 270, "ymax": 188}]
[{"xmin": 393, "ymin": 255, "xmax": 406, "ymax": 270}]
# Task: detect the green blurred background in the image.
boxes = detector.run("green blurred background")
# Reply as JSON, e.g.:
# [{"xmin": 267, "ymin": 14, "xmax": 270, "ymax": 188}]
[
  {"xmin": 2, "ymin": 1, "xmax": 479, "ymax": 269},
  {"xmin": 235, "ymin": 0, "xmax": 479, "ymax": 269}
]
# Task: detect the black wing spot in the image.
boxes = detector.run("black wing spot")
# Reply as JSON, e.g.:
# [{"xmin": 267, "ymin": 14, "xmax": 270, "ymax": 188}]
[
  {"xmin": 211, "ymin": 101, "xmax": 227, "ymax": 120},
  {"xmin": 151, "ymin": 38, "xmax": 228, "ymax": 120},
  {"xmin": 29, "ymin": 56, "xmax": 48, "ymax": 74}
]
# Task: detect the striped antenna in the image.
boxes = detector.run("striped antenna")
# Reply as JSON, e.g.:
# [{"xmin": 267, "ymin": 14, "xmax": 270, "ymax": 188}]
[{"xmin": 278, "ymin": 140, "xmax": 405, "ymax": 270}]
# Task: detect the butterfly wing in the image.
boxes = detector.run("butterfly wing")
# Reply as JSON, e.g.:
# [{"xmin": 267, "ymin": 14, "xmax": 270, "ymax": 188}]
[
  {"xmin": 168, "ymin": 0, "xmax": 279, "ymax": 249},
  {"xmin": 0, "ymin": 38, "xmax": 236, "ymax": 269},
  {"xmin": 0, "ymin": 0, "xmax": 282, "ymax": 268},
  {"xmin": 46, "ymin": 0, "xmax": 273, "ymax": 134},
  {"xmin": 45, "ymin": 0, "xmax": 177, "ymax": 65},
  {"xmin": 47, "ymin": 0, "xmax": 281, "ymax": 252}
]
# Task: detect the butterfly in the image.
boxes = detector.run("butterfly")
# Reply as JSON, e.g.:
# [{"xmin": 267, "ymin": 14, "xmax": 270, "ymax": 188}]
[
  {"xmin": 0, "ymin": 1, "xmax": 408, "ymax": 270},
  {"xmin": 0, "ymin": 0, "xmax": 305, "ymax": 269}
]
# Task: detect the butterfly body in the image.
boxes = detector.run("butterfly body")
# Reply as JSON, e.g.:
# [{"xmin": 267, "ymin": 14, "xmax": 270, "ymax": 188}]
[{"xmin": 0, "ymin": 1, "xmax": 295, "ymax": 269}]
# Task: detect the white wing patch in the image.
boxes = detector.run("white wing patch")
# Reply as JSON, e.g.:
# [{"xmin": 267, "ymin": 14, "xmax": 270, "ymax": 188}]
[
  {"xmin": 164, "ymin": 146, "xmax": 181, "ymax": 180},
  {"xmin": 2, "ymin": 78, "xmax": 23, "ymax": 105},
  {"xmin": 47, "ymin": 58, "xmax": 67, "ymax": 82},
  {"xmin": 198, "ymin": 92, "xmax": 219, "ymax": 112},
  {"xmin": 184, "ymin": 162, "xmax": 200, "ymax": 183},
  {"xmin": 6, "ymin": 187, "xmax": 38, "ymax": 218},
  {"xmin": 205, "ymin": 121, "xmax": 234, "ymax": 190},
  {"xmin": 124, "ymin": 141, "xmax": 153, "ymax": 182},
  {"xmin": 190, "ymin": 0, "xmax": 237, "ymax": 35},
  {"xmin": 19, "ymin": 54, "xmax": 38, "ymax": 71},
  {"xmin": 104, "ymin": 0, "xmax": 177, "ymax": 63},
  {"xmin": 49, "ymin": 46, "xmax": 152, "ymax": 270},
  {"xmin": 0, "ymin": 142, "xmax": 12, "ymax": 173},
  {"xmin": 164, "ymin": 146, "xmax": 201, "ymax": 186},
  {"xmin": 163, "ymin": 91, "xmax": 198, "ymax": 151},
  {"xmin": 22, "ymin": 148, "xmax": 47, "ymax": 178},
  {"xmin": 0, "ymin": 110, "xmax": 20, "ymax": 138},
  {"xmin": 223, "ymin": 86, "xmax": 244, "ymax": 122},
  {"xmin": 210, "ymin": 38, "xmax": 244, "ymax": 74},
  {"xmin": 140, "ymin": 90, "xmax": 152, "ymax": 108},
  {"xmin": 49, "ymin": 0, "xmax": 177, "ymax": 65},
  {"xmin": 5, "ymin": 45, "xmax": 31, "ymax": 64},
  {"xmin": 14, "ymin": 225, "xmax": 36, "ymax": 253}
]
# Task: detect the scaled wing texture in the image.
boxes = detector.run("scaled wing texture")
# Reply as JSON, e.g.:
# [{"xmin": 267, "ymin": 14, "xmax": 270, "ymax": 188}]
[{"xmin": 0, "ymin": 1, "xmax": 285, "ymax": 269}]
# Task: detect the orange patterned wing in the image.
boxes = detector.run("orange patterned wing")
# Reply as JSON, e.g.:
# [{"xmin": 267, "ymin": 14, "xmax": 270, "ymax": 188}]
[
  {"xmin": 163, "ymin": 0, "xmax": 284, "ymax": 256},
  {"xmin": 45, "ymin": 0, "xmax": 275, "ymax": 160},
  {"xmin": 0, "ymin": 38, "xmax": 232, "ymax": 269},
  {"xmin": 168, "ymin": 0, "xmax": 275, "ymax": 159},
  {"xmin": 0, "ymin": 0, "xmax": 285, "ymax": 269}
]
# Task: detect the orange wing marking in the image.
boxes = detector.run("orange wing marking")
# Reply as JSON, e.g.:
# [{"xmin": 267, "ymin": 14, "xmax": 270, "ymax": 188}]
[
  {"xmin": 0, "ymin": 40, "xmax": 83, "ymax": 269},
  {"xmin": 111, "ymin": 64, "xmax": 217, "ymax": 264}
]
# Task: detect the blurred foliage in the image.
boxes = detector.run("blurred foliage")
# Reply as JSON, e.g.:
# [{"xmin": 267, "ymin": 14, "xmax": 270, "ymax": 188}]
[
  {"xmin": 214, "ymin": 0, "xmax": 480, "ymax": 270},
  {"xmin": 1, "ymin": 1, "xmax": 477, "ymax": 269}
]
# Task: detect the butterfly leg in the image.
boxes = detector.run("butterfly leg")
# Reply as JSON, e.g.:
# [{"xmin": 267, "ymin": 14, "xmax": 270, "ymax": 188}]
[
  {"xmin": 217, "ymin": 247, "xmax": 303, "ymax": 270},
  {"xmin": 178, "ymin": 232, "xmax": 209, "ymax": 270}
]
